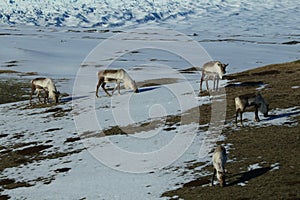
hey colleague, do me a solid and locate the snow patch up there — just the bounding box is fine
[248,163,261,171]
[270,163,280,171]
[237,182,247,187]
[231,106,300,128]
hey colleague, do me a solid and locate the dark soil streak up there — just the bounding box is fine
[16,145,53,155]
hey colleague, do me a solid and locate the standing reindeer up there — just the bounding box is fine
[29,77,60,104]
[200,61,228,93]
[211,145,227,187]
[96,69,139,98]
[235,93,269,126]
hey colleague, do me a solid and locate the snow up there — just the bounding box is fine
[237,182,247,187]
[1,0,299,35]
[248,163,261,171]
[0,0,299,199]
[231,107,300,128]
[1,94,299,199]
[0,97,212,199]
[270,163,280,171]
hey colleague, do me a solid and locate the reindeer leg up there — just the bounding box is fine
[41,89,45,104]
[102,82,112,97]
[216,78,219,91]
[235,110,239,125]
[29,85,36,105]
[240,112,244,127]
[37,90,42,103]
[117,81,121,95]
[44,90,49,104]
[111,84,116,95]
[213,77,216,91]
[254,106,260,122]
[200,75,204,93]
[206,79,209,92]
[96,78,103,98]
[211,168,216,186]
[111,81,120,96]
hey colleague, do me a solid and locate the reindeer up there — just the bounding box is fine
[200,61,228,93]
[29,77,60,104]
[96,69,139,98]
[235,93,269,126]
[211,145,227,187]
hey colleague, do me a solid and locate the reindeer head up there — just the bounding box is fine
[262,103,269,117]
[218,62,228,77]
[53,91,60,103]
[257,93,269,117]
[132,81,139,93]
[216,62,229,79]
[217,171,226,187]
[265,104,269,117]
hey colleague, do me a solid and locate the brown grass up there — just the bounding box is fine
[0,78,31,104]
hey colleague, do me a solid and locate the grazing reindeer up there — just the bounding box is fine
[96,69,139,98]
[211,145,227,187]
[200,61,228,93]
[30,77,60,104]
[235,93,269,126]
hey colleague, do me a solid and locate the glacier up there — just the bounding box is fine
[0,0,299,32]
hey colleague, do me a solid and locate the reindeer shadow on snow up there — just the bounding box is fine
[261,110,300,123]
[234,92,300,127]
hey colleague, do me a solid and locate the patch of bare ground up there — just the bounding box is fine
[0,78,31,104]
[0,140,83,193]
[162,60,300,199]
[0,76,68,105]
[0,69,38,76]
[137,78,180,88]
[179,66,200,73]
